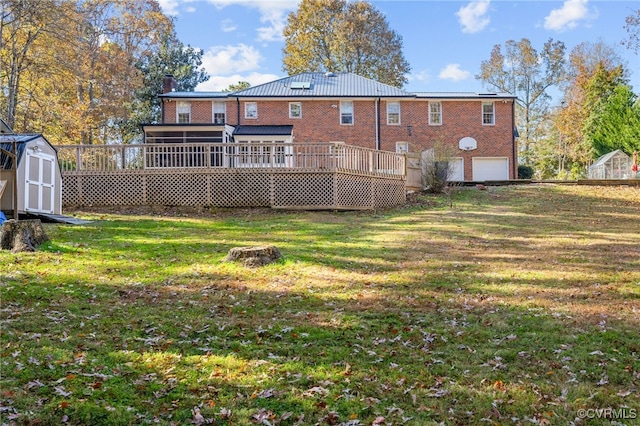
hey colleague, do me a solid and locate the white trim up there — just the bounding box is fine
[289,102,302,119]
[449,157,464,181]
[482,101,495,125]
[213,101,226,124]
[24,150,56,214]
[472,157,509,181]
[395,141,409,153]
[387,101,400,125]
[176,101,191,124]
[245,102,258,119]
[340,100,354,125]
[429,101,442,126]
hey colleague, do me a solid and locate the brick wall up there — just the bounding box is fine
[162,100,214,123]
[162,97,516,179]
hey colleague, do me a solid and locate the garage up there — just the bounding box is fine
[449,157,464,181]
[472,157,509,181]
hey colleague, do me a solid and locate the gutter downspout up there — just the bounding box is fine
[236,98,240,125]
[375,98,380,151]
[512,99,517,179]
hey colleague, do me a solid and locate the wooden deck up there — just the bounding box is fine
[55,142,407,210]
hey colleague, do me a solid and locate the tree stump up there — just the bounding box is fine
[0,219,50,253]
[224,245,282,267]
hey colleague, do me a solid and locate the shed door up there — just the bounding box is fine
[472,157,509,181]
[25,150,55,213]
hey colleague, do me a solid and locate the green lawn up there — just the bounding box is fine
[1,184,638,425]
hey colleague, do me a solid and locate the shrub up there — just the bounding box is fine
[421,142,459,193]
[518,165,534,179]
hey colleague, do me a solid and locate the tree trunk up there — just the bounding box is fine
[224,246,282,267]
[0,219,50,253]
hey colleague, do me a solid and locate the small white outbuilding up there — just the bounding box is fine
[587,149,632,179]
[1,133,63,216]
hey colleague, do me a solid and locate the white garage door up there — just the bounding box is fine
[472,157,509,181]
[449,157,464,181]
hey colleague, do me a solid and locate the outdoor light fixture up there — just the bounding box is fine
[407,125,412,136]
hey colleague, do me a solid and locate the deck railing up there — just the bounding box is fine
[55,142,406,178]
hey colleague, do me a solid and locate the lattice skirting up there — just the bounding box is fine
[61,170,406,210]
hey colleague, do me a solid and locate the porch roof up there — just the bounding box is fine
[232,125,293,136]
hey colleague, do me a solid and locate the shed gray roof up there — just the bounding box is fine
[0,134,53,169]
[230,72,414,98]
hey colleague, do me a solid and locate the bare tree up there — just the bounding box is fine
[477,38,566,166]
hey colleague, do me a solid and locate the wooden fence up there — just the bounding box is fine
[55,142,407,210]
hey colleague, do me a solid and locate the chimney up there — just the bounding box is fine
[162,74,177,93]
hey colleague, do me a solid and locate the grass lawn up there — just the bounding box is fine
[1,184,639,426]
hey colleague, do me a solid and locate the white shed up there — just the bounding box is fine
[1,134,63,217]
[588,150,632,179]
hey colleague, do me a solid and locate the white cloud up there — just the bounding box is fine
[201,44,262,75]
[206,0,298,42]
[157,0,181,16]
[221,19,237,33]
[438,64,471,81]
[456,0,491,34]
[407,70,432,84]
[543,0,594,32]
[197,72,282,91]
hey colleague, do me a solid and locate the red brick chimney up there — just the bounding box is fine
[162,74,177,93]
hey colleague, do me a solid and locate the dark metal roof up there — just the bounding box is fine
[230,72,413,98]
[0,118,13,134]
[142,123,226,129]
[232,125,293,136]
[159,91,228,99]
[0,134,42,169]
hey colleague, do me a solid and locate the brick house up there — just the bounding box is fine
[143,72,518,181]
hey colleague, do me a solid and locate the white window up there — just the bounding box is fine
[245,102,257,119]
[482,102,494,125]
[213,102,226,124]
[177,102,191,123]
[396,141,409,153]
[429,102,442,125]
[387,102,400,125]
[289,102,302,118]
[340,101,353,125]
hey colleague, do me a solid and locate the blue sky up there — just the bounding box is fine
[158,0,639,102]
